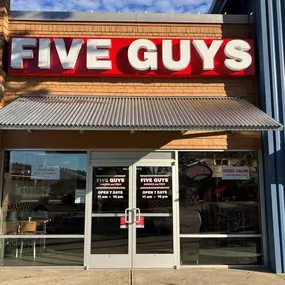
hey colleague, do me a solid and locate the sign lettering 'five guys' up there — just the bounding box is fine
[139,175,170,199]
[9,38,255,77]
[95,175,126,199]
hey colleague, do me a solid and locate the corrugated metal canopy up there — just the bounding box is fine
[0,95,282,131]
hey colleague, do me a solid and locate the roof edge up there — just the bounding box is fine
[9,11,253,24]
[19,94,246,99]
[0,126,281,131]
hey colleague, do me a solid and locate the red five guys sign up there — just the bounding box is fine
[8,38,255,77]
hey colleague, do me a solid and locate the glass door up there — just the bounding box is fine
[88,163,132,268]
[133,164,175,268]
[87,160,175,269]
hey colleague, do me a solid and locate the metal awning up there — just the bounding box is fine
[0,95,282,131]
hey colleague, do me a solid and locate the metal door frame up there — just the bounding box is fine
[84,151,178,269]
[132,160,177,268]
[85,159,134,269]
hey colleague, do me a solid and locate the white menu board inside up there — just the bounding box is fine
[222,166,250,180]
[31,165,60,180]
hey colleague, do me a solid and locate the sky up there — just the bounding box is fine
[11,0,214,14]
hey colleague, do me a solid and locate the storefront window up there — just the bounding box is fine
[1,151,87,235]
[0,151,87,266]
[180,238,262,265]
[1,238,84,266]
[179,151,262,265]
[179,152,260,234]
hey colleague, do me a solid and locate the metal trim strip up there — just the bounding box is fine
[9,11,253,24]
[180,234,262,238]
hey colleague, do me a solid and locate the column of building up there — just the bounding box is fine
[0,0,9,265]
[255,0,285,274]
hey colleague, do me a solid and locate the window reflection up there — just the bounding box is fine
[2,151,87,235]
[91,217,128,254]
[136,217,173,254]
[179,152,260,234]
[2,238,84,266]
[180,238,262,265]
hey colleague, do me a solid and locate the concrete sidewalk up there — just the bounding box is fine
[0,269,284,285]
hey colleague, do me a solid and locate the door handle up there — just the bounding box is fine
[125,208,132,223]
[134,208,141,222]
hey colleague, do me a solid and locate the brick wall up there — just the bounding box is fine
[4,77,257,104]
[8,21,253,38]
[1,19,260,150]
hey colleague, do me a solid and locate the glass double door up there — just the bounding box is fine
[89,161,175,268]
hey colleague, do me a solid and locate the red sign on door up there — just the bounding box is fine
[136,217,145,228]
[120,216,127,229]
[119,216,145,228]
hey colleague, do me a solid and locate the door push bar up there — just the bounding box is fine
[134,208,141,222]
[124,208,132,223]
[124,208,141,223]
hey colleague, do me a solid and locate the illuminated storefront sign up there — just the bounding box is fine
[9,37,255,77]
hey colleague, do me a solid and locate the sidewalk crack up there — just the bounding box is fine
[130,269,133,285]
